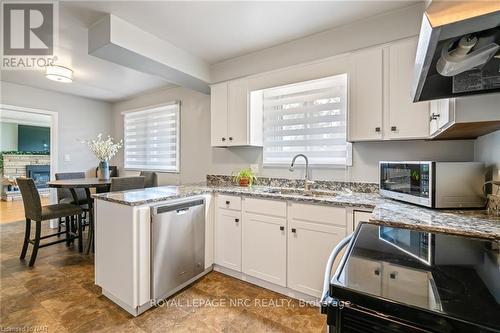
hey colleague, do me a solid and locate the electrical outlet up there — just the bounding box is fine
[250,164,259,174]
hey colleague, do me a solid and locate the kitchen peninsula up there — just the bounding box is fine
[92,182,500,316]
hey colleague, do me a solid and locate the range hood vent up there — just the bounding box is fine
[412,2,500,102]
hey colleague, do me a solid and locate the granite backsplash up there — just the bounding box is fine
[206,175,379,193]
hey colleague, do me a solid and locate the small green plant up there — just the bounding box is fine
[232,168,257,187]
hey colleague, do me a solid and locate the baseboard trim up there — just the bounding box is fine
[213,264,319,305]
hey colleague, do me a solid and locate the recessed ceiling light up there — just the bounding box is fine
[45,65,73,83]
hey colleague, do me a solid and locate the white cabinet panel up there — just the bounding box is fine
[429,99,454,136]
[287,219,347,298]
[215,208,242,271]
[217,194,242,211]
[242,212,287,286]
[228,79,249,146]
[348,47,384,141]
[387,38,430,139]
[210,82,229,146]
[288,202,346,227]
[244,198,286,218]
[353,211,372,231]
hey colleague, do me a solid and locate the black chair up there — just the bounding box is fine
[17,178,83,266]
[95,166,118,193]
[55,172,90,233]
[140,171,158,188]
[110,177,145,192]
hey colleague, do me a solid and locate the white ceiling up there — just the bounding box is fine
[1,1,418,102]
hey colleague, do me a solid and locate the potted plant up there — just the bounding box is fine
[233,168,257,187]
[82,134,123,180]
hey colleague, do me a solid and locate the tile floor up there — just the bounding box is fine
[0,221,326,332]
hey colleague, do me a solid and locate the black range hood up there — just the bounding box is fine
[412,2,500,102]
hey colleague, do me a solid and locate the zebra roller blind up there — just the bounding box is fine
[123,102,180,172]
[262,74,348,166]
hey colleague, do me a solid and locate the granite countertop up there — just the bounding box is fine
[92,184,500,241]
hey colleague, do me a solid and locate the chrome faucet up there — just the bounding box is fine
[289,154,315,192]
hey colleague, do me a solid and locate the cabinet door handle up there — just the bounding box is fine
[225,201,230,205]
[280,226,284,231]
[221,137,226,141]
[229,137,233,141]
[390,272,397,279]
[374,269,380,276]
[375,127,381,133]
[391,126,397,132]
[430,113,440,121]
[291,228,296,233]
[235,218,239,223]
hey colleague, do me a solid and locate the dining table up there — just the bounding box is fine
[47,178,111,254]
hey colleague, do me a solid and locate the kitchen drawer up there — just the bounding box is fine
[243,197,287,218]
[217,195,241,211]
[288,202,346,227]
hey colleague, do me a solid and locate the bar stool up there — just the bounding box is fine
[17,178,83,266]
[139,171,158,188]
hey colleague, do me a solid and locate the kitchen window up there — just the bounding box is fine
[123,102,180,172]
[261,74,350,166]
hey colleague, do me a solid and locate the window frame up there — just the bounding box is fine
[122,101,181,173]
[258,75,351,169]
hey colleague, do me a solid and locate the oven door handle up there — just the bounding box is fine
[320,234,353,313]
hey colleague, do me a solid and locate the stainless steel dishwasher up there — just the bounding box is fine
[151,197,205,302]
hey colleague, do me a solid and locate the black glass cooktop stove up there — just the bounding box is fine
[325,223,500,333]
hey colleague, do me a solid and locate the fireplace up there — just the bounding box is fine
[26,165,50,188]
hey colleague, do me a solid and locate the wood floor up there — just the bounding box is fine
[0,220,326,333]
[0,198,50,224]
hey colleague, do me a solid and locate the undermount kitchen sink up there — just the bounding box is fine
[264,188,336,198]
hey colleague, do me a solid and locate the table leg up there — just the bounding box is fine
[84,188,94,254]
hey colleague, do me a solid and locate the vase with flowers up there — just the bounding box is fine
[82,134,123,180]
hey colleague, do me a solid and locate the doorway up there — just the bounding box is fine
[0,105,58,224]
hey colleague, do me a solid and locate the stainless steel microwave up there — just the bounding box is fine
[379,161,485,208]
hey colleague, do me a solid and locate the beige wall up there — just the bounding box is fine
[475,130,500,193]
[111,86,211,184]
[0,122,18,151]
[0,82,114,176]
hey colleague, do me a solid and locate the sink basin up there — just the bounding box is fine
[263,188,336,198]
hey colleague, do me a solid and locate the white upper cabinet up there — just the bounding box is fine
[386,38,430,139]
[210,82,229,146]
[348,38,431,141]
[210,79,262,147]
[429,99,454,136]
[348,47,384,141]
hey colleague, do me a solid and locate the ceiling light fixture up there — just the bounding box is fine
[45,65,73,83]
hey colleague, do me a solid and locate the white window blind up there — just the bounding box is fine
[123,102,180,172]
[262,74,348,166]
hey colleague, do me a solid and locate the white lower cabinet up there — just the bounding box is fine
[242,211,287,286]
[215,196,349,298]
[215,208,242,271]
[287,203,347,298]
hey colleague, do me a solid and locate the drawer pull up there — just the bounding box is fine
[229,137,233,141]
[375,127,381,132]
[390,272,397,279]
[374,269,380,276]
[280,226,284,231]
[235,218,239,223]
[222,137,226,141]
[225,201,230,205]
[291,228,297,233]
[391,126,397,132]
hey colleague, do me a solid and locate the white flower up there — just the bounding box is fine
[82,134,123,162]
